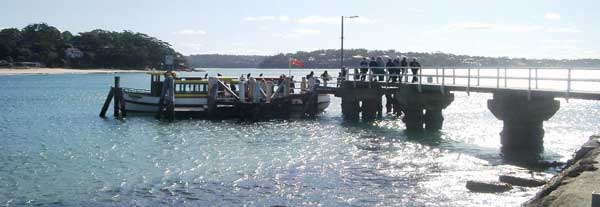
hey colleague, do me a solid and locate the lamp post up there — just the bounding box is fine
[341,15,359,70]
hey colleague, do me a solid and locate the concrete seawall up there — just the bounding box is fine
[524,135,600,207]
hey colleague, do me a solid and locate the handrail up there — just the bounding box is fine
[323,67,600,99]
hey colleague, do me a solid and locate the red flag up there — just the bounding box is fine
[290,58,304,67]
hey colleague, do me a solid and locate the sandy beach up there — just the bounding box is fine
[0,68,148,76]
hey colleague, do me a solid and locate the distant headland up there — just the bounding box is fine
[188,50,600,69]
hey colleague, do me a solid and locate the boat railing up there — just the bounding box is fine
[122,87,151,94]
[148,75,325,103]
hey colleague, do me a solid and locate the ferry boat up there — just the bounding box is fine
[120,72,331,117]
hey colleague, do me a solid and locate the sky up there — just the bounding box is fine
[1,0,599,59]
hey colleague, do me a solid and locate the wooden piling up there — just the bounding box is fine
[266,81,273,103]
[157,80,167,118]
[283,78,290,96]
[341,97,360,122]
[248,78,256,102]
[252,79,261,103]
[157,76,175,120]
[239,80,246,103]
[207,77,218,118]
[118,88,126,117]
[99,87,114,118]
[308,77,316,91]
[114,76,120,117]
[361,100,378,122]
[301,77,307,93]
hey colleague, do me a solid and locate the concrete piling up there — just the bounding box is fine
[341,98,360,122]
[394,85,454,131]
[361,99,378,122]
[488,92,560,149]
[336,81,384,122]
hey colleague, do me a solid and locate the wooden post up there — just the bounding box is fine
[504,67,507,88]
[417,68,422,93]
[477,68,480,86]
[253,79,261,103]
[535,68,539,89]
[441,68,445,95]
[283,78,290,96]
[467,68,471,96]
[157,79,166,118]
[113,76,120,118]
[452,68,455,85]
[248,78,256,102]
[99,87,114,118]
[496,67,500,88]
[119,88,126,117]
[157,76,175,120]
[239,80,246,103]
[266,81,273,103]
[435,68,439,84]
[166,77,175,120]
[207,77,218,118]
[567,68,571,101]
[301,77,307,93]
[528,68,532,101]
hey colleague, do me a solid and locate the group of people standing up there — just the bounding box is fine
[357,56,421,83]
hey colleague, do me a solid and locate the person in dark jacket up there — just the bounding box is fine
[400,57,408,83]
[320,70,332,86]
[391,57,401,83]
[376,57,385,81]
[368,57,378,81]
[359,58,368,81]
[386,59,396,82]
[410,58,421,83]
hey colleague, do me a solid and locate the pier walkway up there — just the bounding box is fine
[314,67,600,150]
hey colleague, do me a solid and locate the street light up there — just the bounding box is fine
[341,15,359,71]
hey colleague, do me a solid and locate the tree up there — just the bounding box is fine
[20,23,65,66]
[0,23,187,69]
[0,28,22,62]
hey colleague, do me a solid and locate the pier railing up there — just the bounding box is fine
[321,67,600,100]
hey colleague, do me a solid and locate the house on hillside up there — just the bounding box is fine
[65,47,84,59]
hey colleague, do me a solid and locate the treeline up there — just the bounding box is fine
[186,54,266,68]
[256,49,600,68]
[0,23,185,69]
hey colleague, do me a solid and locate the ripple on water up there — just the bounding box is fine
[0,72,598,206]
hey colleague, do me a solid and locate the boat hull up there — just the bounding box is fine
[123,92,208,113]
[122,91,331,114]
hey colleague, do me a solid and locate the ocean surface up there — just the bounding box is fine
[1,68,599,206]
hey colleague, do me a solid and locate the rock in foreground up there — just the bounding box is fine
[466,181,512,193]
[499,175,546,187]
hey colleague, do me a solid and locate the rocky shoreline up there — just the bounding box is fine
[524,134,600,207]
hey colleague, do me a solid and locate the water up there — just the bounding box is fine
[0,69,599,206]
